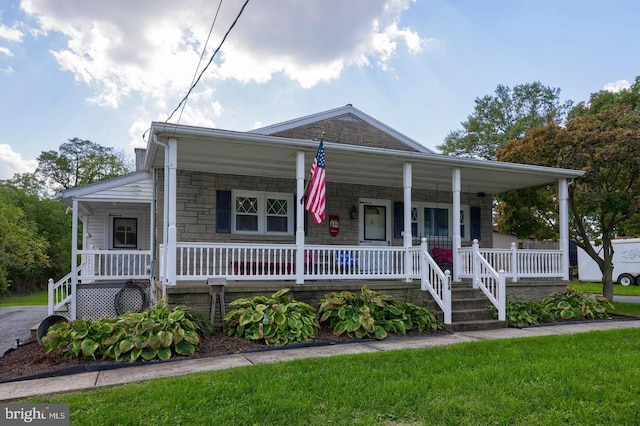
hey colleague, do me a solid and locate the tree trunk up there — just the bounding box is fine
[601,236,615,301]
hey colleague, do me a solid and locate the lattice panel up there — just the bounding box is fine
[76,282,152,320]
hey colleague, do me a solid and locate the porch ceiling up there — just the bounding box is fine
[149,123,584,195]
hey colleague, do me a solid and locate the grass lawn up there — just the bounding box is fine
[0,290,47,307]
[569,280,640,296]
[24,328,640,425]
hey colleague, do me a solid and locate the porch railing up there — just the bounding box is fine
[48,270,75,317]
[466,240,506,321]
[458,241,563,282]
[77,249,152,280]
[166,243,411,281]
[412,239,452,324]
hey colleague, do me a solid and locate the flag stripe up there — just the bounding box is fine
[305,139,326,224]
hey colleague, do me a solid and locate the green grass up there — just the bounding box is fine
[0,290,47,307]
[24,328,640,425]
[570,280,640,296]
[611,301,640,317]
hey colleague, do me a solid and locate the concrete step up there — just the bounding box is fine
[448,319,508,332]
[452,297,490,310]
[451,308,495,322]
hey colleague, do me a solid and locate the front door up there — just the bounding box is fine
[358,199,391,272]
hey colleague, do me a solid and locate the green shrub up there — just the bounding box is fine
[317,286,443,340]
[42,301,202,362]
[496,299,555,327]
[542,287,613,320]
[223,288,319,345]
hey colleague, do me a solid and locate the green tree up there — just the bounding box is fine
[0,178,72,294]
[437,82,573,160]
[497,104,640,300]
[37,138,132,193]
[0,194,50,297]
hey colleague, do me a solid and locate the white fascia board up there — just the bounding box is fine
[150,122,584,179]
[56,171,151,200]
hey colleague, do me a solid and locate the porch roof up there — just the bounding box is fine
[147,122,584,195]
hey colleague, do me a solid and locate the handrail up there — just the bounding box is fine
[48,267,78,317]
[469,240,506,321]
[415,238,452,324]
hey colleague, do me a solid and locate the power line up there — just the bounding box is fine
[174,0,224,126]
[165,0,251,123]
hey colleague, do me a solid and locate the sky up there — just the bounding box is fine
[1,0,639,180]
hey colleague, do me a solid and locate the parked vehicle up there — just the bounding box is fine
[577,238,640,285]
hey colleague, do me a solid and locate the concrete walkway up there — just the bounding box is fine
[2,319,640,402]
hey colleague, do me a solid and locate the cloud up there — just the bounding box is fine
[604,79,631,93]
[0,46,13,57]
[0,144,38,180]
[20,0,430,105]
[0,23,24,42]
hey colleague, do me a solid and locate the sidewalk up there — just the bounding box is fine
[2,319,640,402]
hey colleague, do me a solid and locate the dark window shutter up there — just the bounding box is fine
[470,207,481,241]
[216,190,232,233]
[393,202,403,239]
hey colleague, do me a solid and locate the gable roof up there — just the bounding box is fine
[249,104,435,154]
[56,171,153,207]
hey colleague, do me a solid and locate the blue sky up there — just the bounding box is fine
[1,0,639,179]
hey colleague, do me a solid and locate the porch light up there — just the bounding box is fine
[350,206,358,220]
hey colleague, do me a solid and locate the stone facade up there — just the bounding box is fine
[270,115,421,152]
[155,169,494,247]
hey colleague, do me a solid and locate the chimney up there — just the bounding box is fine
[134,148,147,171]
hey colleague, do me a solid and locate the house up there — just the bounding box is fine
[52,105,584,329]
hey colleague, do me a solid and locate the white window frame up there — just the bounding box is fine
[231,190,294,236]
[412,203,471,241]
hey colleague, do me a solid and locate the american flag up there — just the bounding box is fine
[305,139,326,224]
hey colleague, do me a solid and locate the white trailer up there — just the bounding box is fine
[577,238,640,285]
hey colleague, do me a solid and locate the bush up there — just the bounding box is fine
[317,286,443,340]
[223,288,319,345]
[496,299,556,327]
[542,287,613,320]
[42,301,203,362]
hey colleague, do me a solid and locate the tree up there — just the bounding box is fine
[0,178,72,295]
[0,193,50,298]
[437,82,573,160]
[497,104,640,300]
[36,138,133,193]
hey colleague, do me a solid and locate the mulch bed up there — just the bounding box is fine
[1,316,636,384]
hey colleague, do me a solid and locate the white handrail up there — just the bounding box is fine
[470,240,506,321]
[414,238,452,324]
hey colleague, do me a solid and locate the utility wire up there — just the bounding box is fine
[174,0,224,126]
[165,0,251,123]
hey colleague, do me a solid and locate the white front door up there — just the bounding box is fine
[358,199,391,272]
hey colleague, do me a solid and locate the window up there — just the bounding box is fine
[412,203,470,240]
[113,218,137,249]
[232,191,293,235]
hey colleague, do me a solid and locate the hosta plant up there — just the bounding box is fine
[42,301,203,362]
[542,287,613,320]
[495,298,556,327]
[223,288,319,345]
[317,286,443,340]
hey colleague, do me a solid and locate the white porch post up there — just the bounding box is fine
[166,138,178,287]
[70,198,78,320]
[296,151,305,284]
[558,178,570,281]
[403,162,413,281]
[452,168,461,282]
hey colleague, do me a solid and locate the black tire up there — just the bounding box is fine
[617,273,635,286]
[37,315,68,345]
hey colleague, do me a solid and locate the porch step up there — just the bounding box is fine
[449,319,508,332]
[426,283,508,332]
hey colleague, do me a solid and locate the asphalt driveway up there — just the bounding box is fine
[0,306,47,357]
